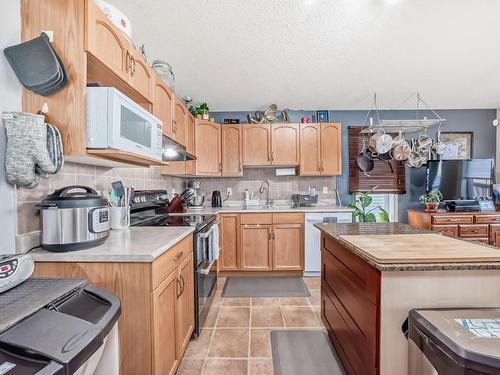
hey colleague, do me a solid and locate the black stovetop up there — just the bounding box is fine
[130,211,215,230]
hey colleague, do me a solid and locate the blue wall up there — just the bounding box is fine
[212,109,497,222]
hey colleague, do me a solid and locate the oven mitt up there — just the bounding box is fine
[2,112,57,188]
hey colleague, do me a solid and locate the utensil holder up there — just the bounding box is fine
[110,206,130,230]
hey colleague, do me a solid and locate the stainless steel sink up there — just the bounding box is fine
[241,205,291,210]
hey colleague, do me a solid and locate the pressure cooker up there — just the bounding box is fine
[39,185,110,252]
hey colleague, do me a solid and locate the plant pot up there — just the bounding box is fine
[425,202,439,212]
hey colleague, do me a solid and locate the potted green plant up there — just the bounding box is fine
[347,188,390,223]
[419,190,443,212]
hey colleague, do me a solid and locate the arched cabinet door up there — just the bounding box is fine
[300,124,321,176]
[222,125,243,176]
[243,124,271,165]
[271,123,300,165]
[321,123,342,176]
[194,120,221,176]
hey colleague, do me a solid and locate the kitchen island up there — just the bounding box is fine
[316,223,500,375]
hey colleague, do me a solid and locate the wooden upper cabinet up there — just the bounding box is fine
[240,224,273,271]
[172,97,187,146]
[153,78,174,138]
[129,52,153,101]
[152,270,179,375]
[194,121,221,176]
[85,0,127,80]
[321,123,342,175]
[185,114,196,175]
[272,224,303,271]
[221,125,243,176]
[243,124,271,165]
[271,123,300,165]
[176,254,194,358]
[299,124,321,175]
[220,214,240,271]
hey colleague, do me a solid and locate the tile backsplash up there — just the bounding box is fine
[16,162,185,235]
[192,168,337,204]
[16,163,337,235]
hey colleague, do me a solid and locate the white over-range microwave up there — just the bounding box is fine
[87,87,163,160]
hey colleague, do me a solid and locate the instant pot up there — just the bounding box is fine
[39,185,110,252]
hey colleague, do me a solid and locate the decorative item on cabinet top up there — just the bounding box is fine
[247,104,290,124]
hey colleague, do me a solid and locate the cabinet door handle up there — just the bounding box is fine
[268,229,272,240]
[267,152,271,161]
[239,163,242,172]
[219,162,222,172]
[125,51,130,73]
[180,275,185,296]
[177,276,182,297]
[272,230,276,240]
[271,152,275,161]
[173,251,184,261]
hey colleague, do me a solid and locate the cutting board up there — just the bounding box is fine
[338,234,500,264]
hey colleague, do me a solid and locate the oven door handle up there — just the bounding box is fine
[199,221,220,239]
[200,259,216,275]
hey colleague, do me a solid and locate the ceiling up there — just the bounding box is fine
[111,0,500,111]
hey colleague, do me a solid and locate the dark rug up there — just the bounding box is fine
[271,330,346,375]
[221,276,311,298]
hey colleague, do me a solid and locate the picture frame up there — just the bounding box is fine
[315,110,329,123]
[440,131,473,160]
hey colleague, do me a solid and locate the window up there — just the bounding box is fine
[355,193,399,222]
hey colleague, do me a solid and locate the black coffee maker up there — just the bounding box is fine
[211,191,222,207]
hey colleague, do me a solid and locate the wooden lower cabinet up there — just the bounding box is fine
[273,224,303,270]
[240,224,273,270]
[152,270,178,375]
[408,210,500,247]
[220,213,304,274]
[176,254,195,356]
[33,235,194,375]
[219,214,240,270]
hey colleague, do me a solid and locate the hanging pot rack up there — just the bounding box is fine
[359,92,446,134]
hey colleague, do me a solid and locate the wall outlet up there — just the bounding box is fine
[172,188,176,195]
[226,187,232,196]
[322,186,328,194]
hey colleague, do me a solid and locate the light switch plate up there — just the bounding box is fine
[322,186,328,194]
[42,30,54,42]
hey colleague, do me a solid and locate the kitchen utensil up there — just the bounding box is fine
[111,180,125,199]
[39,185,110,251]
[4,33,68,96]
[407,139,424,168]
[264,104,278,123]
[357,140,375,173]
[391,140,411,161]
[368,130,393,154]
[211,191,222,207]
[416,128,433,152]
[378,151,392,161]
[432,126,446,155]
[167,194,185,213]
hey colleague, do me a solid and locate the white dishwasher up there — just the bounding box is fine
[304,212,352,277]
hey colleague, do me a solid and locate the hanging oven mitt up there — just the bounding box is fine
[2,112,57,188]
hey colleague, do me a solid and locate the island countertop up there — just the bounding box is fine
[315,222,500,271]
[28,227,195,263]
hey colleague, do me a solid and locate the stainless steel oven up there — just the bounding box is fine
[193,219,219,337]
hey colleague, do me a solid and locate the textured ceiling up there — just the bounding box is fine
[111,0,500,111]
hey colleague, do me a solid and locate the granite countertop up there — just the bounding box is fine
[29,227,196,263]
[315,223,500,271]
[183,205,352,215]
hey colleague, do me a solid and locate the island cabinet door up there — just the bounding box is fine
[242,124,271,165]
[299,124,321,176]
[271,123,300,165]
[152,270,178,375]
[176,253,195,357]
[272,224,303,270]
[490,224,500,246]
[220,214,240,270]
[240,224,273,270]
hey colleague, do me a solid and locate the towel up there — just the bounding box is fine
[208,223,220,262]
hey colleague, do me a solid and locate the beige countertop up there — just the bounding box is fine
[315,223,500,271]
[29,227,195,263]
[183,204,352,215]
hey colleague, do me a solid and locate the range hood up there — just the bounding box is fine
[162,136,196,161]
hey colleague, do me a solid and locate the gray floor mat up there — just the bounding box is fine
[222,277,311,298]
[271,330,346,375]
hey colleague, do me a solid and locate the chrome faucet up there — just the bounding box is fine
[259,179,273,207]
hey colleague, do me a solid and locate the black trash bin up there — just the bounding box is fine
[408,307,500,375]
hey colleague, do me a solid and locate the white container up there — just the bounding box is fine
[110,207,130,230]
[95,0,132,40]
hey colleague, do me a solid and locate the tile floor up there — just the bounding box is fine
[176,277,323,375]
